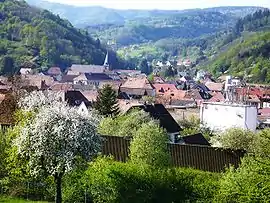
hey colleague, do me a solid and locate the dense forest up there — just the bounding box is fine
[0,0,127,75]
[204,9,270,83]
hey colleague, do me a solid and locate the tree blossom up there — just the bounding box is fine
[18,90,64,111]
[15,102,102,203]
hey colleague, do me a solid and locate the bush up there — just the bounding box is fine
[98,109,152,137]
[129,121,170,168]
[215,156,270,203]
[210,128,255,151]
[178,116,213,141]
[84,156,220,203]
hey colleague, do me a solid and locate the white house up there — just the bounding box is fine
[200,102,258,132]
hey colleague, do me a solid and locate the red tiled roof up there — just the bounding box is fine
[50,83,73,91]
[208,92,225,102]
[259,108,270,116]
[153,84,177,95]
[121,77,154,90]
[205,82,224,92]
[47,67,62,75]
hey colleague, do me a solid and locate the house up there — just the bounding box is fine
[156,61,164,67]
[65,90,91,115]
[67,64,106,75]
[60,75,78,84]
[127,104,182,143]
[177,133,211,146]
[73,73,113,86]
[153,84,178,96]
[208,92,225,103]
[47,67,62,76]
[183,59,192,67]
[179,76,193,83]
[120,77,155,98]
[205,82,224,93]
[80,90,99,103]
[200,102,258,132]
[153,76,165,84]
[49,83,73,92]
[20,68,33,75]
[114,69,142,77]
[21,75,55,90]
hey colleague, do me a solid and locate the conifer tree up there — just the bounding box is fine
[95,84,119,117]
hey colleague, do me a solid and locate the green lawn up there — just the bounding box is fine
[0,197,47,203]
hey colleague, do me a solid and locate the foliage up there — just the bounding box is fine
[15,91,102,202]
[0,0,125,75]
[213,128,270,202]
[94,84,119,117]
[0,196,47,203]
[1,111,54,200]
[139,58,152,75]
[252,128,270,158]
[129,121,170,168]
[178,116,214,141]
[206,30,270,83]
[98,109,152,137]
[83,156,220,203]
[215,156,270,203]
[210,128,255,151]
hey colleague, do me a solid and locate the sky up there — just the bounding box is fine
[47,0,270,10]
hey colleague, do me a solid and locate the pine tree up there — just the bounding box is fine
[94,84,119,117]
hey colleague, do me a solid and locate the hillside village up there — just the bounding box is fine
[1,52,270,132]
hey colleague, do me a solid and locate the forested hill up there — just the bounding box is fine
[0,0,125,75]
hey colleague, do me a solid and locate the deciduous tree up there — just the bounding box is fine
[16,93,102,203]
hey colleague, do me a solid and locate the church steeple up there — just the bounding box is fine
[103,51,109,69]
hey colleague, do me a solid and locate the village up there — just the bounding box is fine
[1,52,270,135]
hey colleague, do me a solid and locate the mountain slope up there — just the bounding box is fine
[26,0,263,27]
[0,0,125,75]
[205,31,270,83]
[203,9,270,83]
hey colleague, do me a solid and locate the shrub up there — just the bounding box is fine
[210,128,255,151]
[129,121,170,168]
[98,109,152,137]
[84,156,220,203]
[215,156,270,203]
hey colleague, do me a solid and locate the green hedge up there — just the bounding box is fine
[65,156,220,203]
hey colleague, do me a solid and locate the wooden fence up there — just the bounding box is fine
[101,135,245,172]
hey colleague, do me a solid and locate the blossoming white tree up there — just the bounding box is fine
[18,90,64,111]
[16,91,102,203]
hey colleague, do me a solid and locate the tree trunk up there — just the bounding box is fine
[55,174,62,203]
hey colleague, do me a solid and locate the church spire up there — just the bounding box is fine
[103,51,109,68]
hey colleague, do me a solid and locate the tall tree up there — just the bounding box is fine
[94,84,119,117]
[16,92,102,203]
[140,59,151,75]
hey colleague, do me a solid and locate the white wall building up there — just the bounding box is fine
[200,102,258,132]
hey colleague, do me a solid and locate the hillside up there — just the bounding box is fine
[205,31,270,83]
[204,9,270,83]
[0,0,126,75]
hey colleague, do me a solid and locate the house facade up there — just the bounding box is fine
[200,102,258,132]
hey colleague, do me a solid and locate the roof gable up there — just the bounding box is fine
[127,104,182,133]
[181,133,210,146]
[65,90,90,107]
[70,64,106,74]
